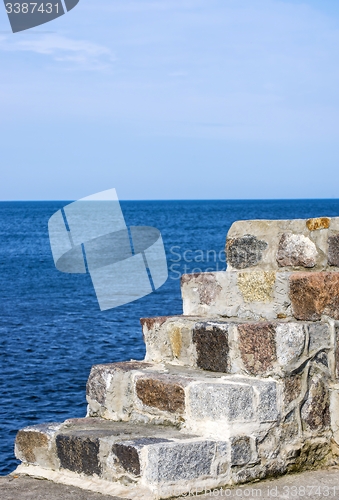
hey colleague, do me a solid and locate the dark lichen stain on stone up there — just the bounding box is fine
[328,234,339,267]
[226,234,268,269]
[135,377,186,413]
[192,323,229,373]
[56,434,101,476]
[238,322,277,375]
[16,431,48,463]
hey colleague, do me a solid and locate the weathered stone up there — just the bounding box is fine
[15,423,61,469]
[135,376,186,413]
[230,436,253,466]
[308,323,331,353]
[284,375,302,406]
[287,438,331,472]
[237,271,276,303]
[233,376,279,422]
[301,374,330,431]
[276,233,317,268]
[86,361,149,407]
[56,434,101,476]
[181,272,221,305]
[187,382,254,421]
[146,440,215,482]
[140,316,169,331]
[16,430,48,463]
[306,217,330,231]
[226,235,268,269]
[169,326,182,358]
[255,380,279,422]
[328,234,339,267]
[314,351,329,368]
[336,327,339,379]
[86,361,153,421]
[275,323,305,366]
[192,322,229,373]
[214,441,229,474]
[238,323,277,375]
[112,438,171,476]
[289,272,339,321]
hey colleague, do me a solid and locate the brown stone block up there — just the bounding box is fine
[238,323,277,375]
[135,376,186,413]
[192,322,229,373]
[289,272,339,321]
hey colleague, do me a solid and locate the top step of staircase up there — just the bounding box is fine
[180,217,339,320]
[226,217,339,272]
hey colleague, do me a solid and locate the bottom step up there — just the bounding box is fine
[15,418,258,498]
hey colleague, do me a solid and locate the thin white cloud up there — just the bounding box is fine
[0,34,115,70]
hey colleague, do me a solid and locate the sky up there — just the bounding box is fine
[1,0,339,200]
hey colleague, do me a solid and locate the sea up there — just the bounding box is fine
[2,199,339,475]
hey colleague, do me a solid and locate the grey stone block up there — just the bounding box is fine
[226,235,268,269]
[275,323,305,366]
[255,380,279,422]
[230,436,253,466]
[146,440,216,482]
[234,377,279,422]
[188,382,254,421]
[308,323,331,353]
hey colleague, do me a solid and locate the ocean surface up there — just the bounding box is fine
[2,199,339,475]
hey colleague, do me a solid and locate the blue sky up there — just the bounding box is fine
[1,0,339,200]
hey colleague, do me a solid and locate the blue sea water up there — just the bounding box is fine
[2,199,339,476]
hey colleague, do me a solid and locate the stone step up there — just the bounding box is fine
[140,316,332,377]
[86,361,280,437]
[15,417,258,499]
[225,217,339,273]
[180,217,339,322]
[180,270,339,321]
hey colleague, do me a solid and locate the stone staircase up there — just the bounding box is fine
[14,217,339,498]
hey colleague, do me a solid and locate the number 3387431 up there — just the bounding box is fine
[5,3,60,14]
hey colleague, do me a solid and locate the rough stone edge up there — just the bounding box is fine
[13,464,150,500]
